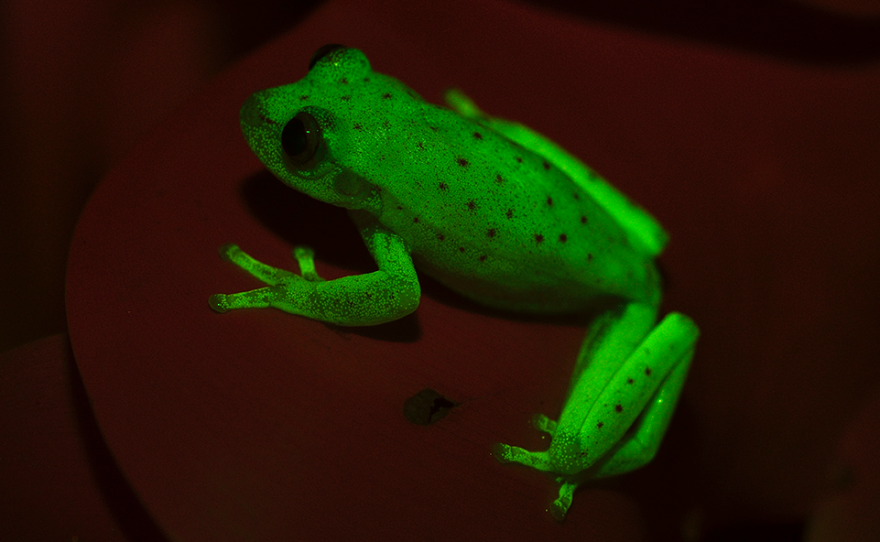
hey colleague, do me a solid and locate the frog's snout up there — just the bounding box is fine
[239,95,264,128]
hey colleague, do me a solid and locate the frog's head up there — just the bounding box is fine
[240,45,404,213]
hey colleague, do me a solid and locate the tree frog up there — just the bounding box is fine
[210,44,699,520]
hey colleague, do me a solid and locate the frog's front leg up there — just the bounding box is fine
[209,225,420,326]
[494,303,698,520]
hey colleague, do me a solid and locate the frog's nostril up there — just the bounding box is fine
[239,95,264,128]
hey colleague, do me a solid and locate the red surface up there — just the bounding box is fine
[0,335,166,541]
[64,0,880,540]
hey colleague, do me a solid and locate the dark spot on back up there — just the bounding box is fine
[534,234,544,244]
[627,378,634,384]
[413,217,419,223]
[547,197,553,206]
[487,228,496,237]
[340,95,351,102]
[353,123,363,130]
[458,246,466,253]
[457,157,470,167]
[645,367,652,376]
[515,157,523,163]
[467,200,476,211]
[438,182,448,191]
[597,422,604,429]
[299,95,309,101]
[340,77,348,84]
[543,160,550,170]
[382,92,392,99]
[495,174,505,184]
[615,404,623,413]
[573,192,580,200]
[437,233,445,241]
[473,132,483,139]
[558,233,567,243]
[479,254,487,262]
[588,253,593,261]
[580,216,588,224]
[506,209,513,219]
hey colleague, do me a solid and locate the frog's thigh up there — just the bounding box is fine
[589,312,698,477]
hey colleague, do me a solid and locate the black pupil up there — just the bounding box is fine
[281,117,308,157]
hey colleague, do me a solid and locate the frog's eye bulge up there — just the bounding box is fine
[308,43,347,70]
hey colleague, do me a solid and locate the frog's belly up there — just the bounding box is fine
[412,250,660,315]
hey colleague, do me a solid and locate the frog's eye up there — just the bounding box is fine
[309,44,347,71]
[281,111,323,169]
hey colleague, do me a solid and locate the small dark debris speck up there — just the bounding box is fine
[403,388,458,426]
[615,404,623,413]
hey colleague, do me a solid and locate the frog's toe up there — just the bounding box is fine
[532,413,557,436]
[548,480,577,521]
[208,294,228,313]
[492,442,515,464]
[218,243,239,262]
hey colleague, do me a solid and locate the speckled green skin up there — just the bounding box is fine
[210,46,699,520]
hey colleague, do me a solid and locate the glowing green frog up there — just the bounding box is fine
[210,45,699,520]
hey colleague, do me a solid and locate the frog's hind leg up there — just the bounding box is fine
[551,312,698,519]
[593,331,696,478]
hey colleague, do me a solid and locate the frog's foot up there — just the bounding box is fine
[492,443,577,521]
[549,479,578,521]
[209,244,325,313]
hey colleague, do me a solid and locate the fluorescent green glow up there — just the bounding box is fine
[211,45,699,519]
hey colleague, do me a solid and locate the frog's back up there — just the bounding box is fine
[367,103,661,314]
